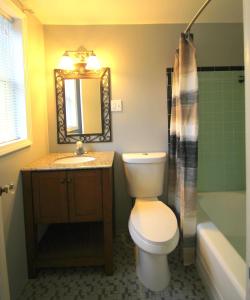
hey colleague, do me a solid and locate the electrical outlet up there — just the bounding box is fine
[111,99,122,112]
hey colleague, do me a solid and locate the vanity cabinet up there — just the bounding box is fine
[68,170,103,222]
[32,170,103,223]
[22,166,113,278]
[32,171,68,223]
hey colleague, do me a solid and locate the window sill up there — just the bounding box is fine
[0,139,32,157]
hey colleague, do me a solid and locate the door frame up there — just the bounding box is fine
[243,0,250,299]
[0,199,10,300]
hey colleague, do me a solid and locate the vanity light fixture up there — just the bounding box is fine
[59,46,101,71]
[85,51,101,70]
[59,52,74,70]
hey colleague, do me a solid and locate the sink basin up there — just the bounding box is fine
[54,156,96,165]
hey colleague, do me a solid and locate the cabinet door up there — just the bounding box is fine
[32,171,68,223]
[68,170,103,222]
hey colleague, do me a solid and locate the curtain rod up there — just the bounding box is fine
[184,0,212,34]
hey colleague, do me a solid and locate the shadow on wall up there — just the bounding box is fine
[160,158,169,205]
[113,153,131,233]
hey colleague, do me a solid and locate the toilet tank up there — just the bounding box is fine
[122,152,166,198]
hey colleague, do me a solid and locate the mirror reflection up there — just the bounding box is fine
[64,78,102,135]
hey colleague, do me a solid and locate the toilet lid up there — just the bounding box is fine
[130,199,178,244]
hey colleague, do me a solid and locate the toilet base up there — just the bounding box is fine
[135,246,170,292]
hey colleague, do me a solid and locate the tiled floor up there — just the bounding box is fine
[19,234,208,300]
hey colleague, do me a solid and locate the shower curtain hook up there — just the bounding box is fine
[184,31,193,41]
[185,31,190,39]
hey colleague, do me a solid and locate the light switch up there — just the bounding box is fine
[111,99,122,112]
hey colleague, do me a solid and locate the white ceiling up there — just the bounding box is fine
[20,0,243,25]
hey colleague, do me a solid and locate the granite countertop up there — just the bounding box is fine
[22,152,115,171]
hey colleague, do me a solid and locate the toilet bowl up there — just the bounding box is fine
[122,152,179,291]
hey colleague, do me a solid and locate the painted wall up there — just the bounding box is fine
[0,13,48,299]
[44,23,244,232]
[243,0,250,298]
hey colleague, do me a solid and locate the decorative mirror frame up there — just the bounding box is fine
[54,67,112,144]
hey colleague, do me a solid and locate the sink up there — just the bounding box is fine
[54,156,96,165]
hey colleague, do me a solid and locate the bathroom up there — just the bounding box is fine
[0,0,249,299]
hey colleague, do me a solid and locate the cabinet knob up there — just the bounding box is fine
[67,178,73,183]
[60,178,66,184]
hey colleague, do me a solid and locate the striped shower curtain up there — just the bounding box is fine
[168,33,198,265]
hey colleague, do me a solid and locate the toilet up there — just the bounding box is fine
[122,152,179,291]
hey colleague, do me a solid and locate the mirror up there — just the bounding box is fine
[55,68,112,143]
[64,78,102,135]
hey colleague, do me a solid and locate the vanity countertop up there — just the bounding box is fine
[22,152,115,171]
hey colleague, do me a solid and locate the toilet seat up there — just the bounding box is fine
[129,198,179,254]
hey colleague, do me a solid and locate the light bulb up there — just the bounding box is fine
[85,54,101,71]
[59,54,74,70]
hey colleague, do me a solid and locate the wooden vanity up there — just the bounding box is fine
[22,152,114,278]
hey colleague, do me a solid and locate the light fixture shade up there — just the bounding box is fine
[59,54,74,70]
[85,54,101,71]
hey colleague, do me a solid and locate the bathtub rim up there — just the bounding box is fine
[196,222,246,300]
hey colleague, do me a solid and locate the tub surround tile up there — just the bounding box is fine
[168,66,245,192]
[22,152,114,171]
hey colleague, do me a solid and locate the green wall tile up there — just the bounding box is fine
[197,69,245,192]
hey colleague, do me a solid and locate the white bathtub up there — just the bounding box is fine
[197,191,246,300]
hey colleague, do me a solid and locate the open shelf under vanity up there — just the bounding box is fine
[36,222,104,269]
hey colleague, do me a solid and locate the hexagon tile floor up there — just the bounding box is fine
[18,234,208,300]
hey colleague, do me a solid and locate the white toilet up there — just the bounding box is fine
[122,152,179,291]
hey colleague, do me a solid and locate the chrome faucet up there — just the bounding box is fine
[75,141,85,156]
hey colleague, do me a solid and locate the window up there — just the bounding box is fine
[0,4,31,156]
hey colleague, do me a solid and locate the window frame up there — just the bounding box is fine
[0,0,32,157]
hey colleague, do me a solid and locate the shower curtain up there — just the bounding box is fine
[168,33,198,265]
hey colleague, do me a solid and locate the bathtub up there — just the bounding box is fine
[197,191,246,300]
